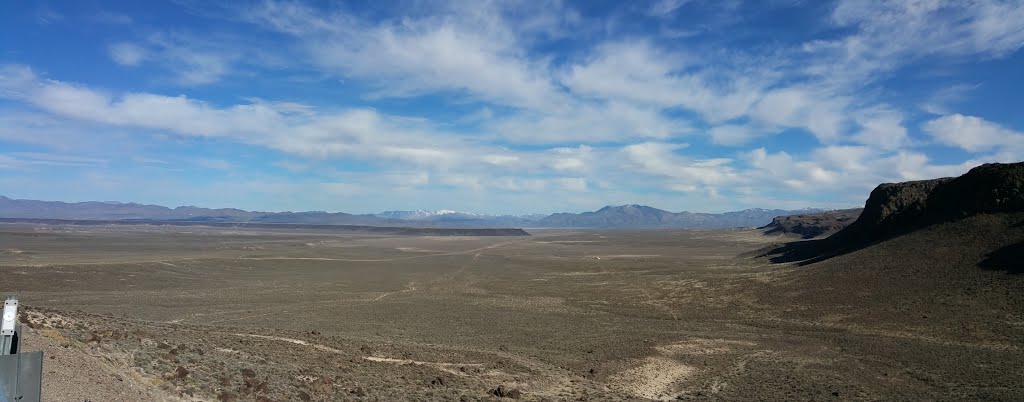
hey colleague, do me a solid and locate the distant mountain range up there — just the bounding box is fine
[537,204,828,228]
[0,195,826,229]
[0,195,399,225]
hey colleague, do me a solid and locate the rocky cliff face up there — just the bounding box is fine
[927,162,1024,219]
[838,162,1024,243]
[838,178,952,240]
[757,162,1024,264]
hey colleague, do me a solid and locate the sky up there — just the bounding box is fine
[1,0,1023,215]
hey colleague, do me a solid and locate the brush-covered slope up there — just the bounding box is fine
[746,163,1024,399]
[748,211,1024,399]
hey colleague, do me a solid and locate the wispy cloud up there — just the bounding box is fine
[109,42,146,66]
[805,1,1024,85]
[104,32,270,85]
[648,0,691,17]
[0,152,108,169]
[34,8,64,25]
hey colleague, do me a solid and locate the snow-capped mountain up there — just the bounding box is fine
[374,210,548,227]
[376,209,480,220]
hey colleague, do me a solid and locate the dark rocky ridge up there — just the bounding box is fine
[760,208,863,239]
[759,162,1024,265]
[839,162,1024,242]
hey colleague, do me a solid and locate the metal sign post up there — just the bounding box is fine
[0,296,43,402]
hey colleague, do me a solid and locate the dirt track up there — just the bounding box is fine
[1,222,1022,401]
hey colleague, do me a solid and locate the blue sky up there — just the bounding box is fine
[1,0,1022,214]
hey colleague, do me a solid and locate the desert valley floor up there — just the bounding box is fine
[1,222,1022,401]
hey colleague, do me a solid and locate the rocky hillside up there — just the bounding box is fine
[758,162,1024,264]
[761,209,863,238]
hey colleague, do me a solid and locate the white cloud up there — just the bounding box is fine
[227,0,1024,152]
[479,154,521,167]
[561,40,759,123]
[812,146,874,174]
[922,114,1024,153]
[748,87,848,143]
[0,65,634,196]
[851,108,908,150]
[742,145,990,201]
[709,124,761,146]
[109,43,146,66]
[622,142,738,187]
[0,66,467,170]
[247,0,568,110]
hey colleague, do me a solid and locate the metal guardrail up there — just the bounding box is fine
[0,296,43,402]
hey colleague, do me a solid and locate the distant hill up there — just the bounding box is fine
[0,195,827,229]
[757,162,1024,267]
[0,195,258,221]
[761,208,863,239]
[0,195,402,226]
[538,204,827,228]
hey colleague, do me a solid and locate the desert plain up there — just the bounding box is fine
[1,219,1022,401]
